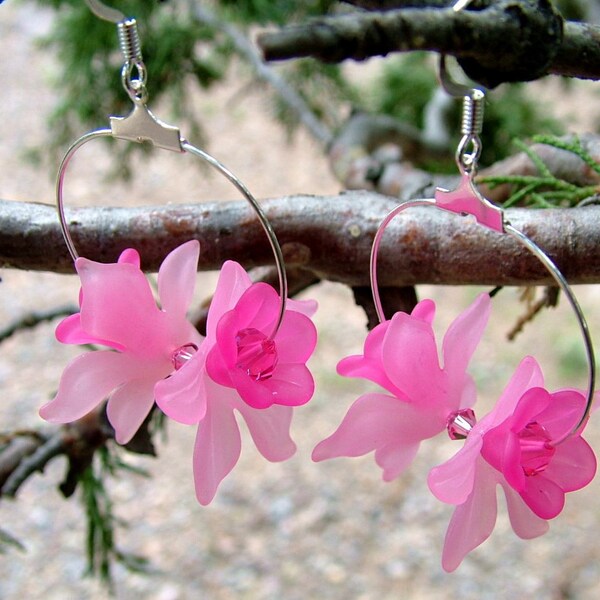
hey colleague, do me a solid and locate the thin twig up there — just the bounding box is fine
[1,432,66,498]
[190,1,333,147]
[258,3,600,85]
[0,306,77,343]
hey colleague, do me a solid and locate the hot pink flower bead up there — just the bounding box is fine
[156,260,318,504]
[428,356,596,572]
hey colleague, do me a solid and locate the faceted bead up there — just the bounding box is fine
[236,327,278,381]
[519,421,555,476]
[447,408,477,440]
[171,343,198,370]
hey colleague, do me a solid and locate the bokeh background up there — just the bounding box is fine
[2,2,600,598]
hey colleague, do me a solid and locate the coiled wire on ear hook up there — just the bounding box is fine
[57,0,288,341]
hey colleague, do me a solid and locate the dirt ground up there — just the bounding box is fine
[3,3,600,599]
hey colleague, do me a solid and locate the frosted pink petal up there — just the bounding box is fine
[261,363,315,407]
[193,382,242,505]
[376,441,420,482]
[106,377,156,444]
[234,399,296,461]
[39,351,137,422]
[313,393,432,479]
[286,297,318,318]
[489,357,545,426]
[520,475,565,519]
[336,320,399,396]
[118,248,141,267]
[537,390,587,439]
[157,240,200,319]
[55,313,125,350]
[206,261,252,340]
[234,283,279,332]
[154,348,209,424]
[428,435,483,504]
[76,258,164,353]
[442,293,490,396]
[482,424,525,491]
[501,483,549,539]
[214,310,241,368]
[273,311,317,364]
[543,436,597,492]
[382,312,445,405]
[229,367,276,408]
[411,298,435,323]
[511,387,551,431]
[441,459,499,572]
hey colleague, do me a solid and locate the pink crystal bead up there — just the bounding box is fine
[447,408,477,440]
[236,327,278,381]
[171,343,198,371]
[519,421,556,476]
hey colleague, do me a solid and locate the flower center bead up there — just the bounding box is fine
[235,328,278,381]
[171,343,198,370]
[519,421,555,476]
[447,408,477,440]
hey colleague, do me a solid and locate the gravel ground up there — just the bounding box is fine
[3,3,600,599]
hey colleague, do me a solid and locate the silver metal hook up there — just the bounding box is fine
[85,0,125,24]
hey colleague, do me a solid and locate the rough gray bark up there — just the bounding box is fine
[2,196,599,285]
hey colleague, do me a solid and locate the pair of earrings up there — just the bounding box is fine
[40,0,597,572]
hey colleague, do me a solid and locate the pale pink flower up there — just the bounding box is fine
[428,356,596,572]
[312,293,490,480]
[40,241,203,444]
[156,260,318,504]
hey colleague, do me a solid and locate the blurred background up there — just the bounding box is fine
[2,1,600,598]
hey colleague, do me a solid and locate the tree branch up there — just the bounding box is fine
[2,197,600,285]
[258,2,600,86]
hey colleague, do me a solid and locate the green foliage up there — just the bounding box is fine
[369,53,438,130]
[480,135,600,208]
[217,0,337,25]
[368,54,564,168]
[80,445,153,588]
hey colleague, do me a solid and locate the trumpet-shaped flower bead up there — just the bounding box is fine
[428,356,597,572]
[40,241,203,443]
[312,293,490,481]
[205,278,318,409]
[155,260,319,505]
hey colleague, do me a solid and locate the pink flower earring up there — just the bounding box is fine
[314,45,596,569]
[40,2,318,505]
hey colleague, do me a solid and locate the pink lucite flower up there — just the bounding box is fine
[428,356,596,572]
[40,241,203,444]
[155,260,318,504]
[205,282,318,409]
[312,293,491,480]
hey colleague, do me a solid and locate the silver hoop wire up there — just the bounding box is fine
[370,199,596,442]
[56,130,288,341]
